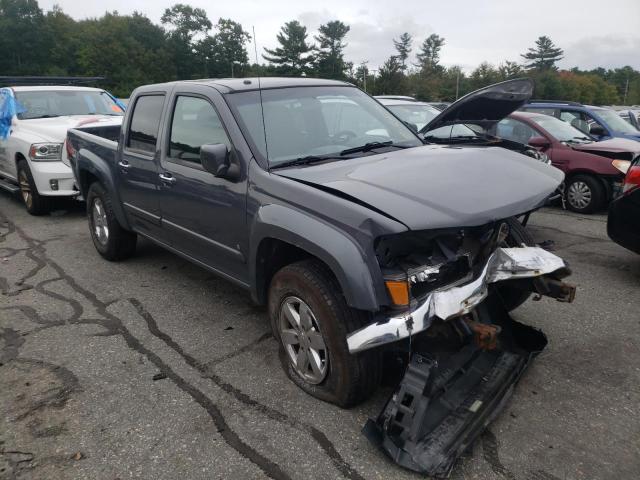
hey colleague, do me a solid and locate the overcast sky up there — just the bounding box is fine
[39,0,640,72]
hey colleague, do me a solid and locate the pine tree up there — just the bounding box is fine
[521,36,564,70]
[314,20,350,79]
[263,20,314,76]
[416,34,445,73]
[393,32,412,71]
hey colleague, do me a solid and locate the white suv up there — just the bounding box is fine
[0,86,124,215]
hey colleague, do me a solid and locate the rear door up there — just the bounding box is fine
[157,87,249,284]
[118,93,167,239]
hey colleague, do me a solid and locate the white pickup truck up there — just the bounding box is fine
[0,86,124,214]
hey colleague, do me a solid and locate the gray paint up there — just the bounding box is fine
[69,79,564,312]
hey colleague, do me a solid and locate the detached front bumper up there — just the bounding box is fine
[364,297,549,477]
[348,246,570,354]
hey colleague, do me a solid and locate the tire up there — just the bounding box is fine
[86,182,137,261]
[268,259,381,408]
[565,174,605,214]
[17,159,52,216]
[496,217,535,312]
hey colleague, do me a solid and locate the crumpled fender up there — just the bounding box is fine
[249,203,381,311]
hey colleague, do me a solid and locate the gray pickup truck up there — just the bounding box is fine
[67,77,575,477]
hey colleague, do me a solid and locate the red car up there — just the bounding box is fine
[493,111,640,213]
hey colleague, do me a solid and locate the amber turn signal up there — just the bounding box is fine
[385,280,410,307]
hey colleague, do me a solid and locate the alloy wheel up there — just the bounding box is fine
[92,198,109,245]
[18,170,32,209]
[278,296,328,384]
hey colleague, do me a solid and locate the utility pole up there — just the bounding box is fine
[361,60,369,92]
[623,77,629,105]
[455,68,460,100]
[370,69,377,92]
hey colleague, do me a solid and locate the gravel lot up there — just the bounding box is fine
[1,192,639,480]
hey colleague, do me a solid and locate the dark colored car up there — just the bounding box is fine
[67,77,574,477]
[493,111,640,213]
[608,156,640,253]
[521,101,640,142]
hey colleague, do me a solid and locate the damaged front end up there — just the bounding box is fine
[350,220,574,477]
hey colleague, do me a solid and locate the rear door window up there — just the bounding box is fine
[126,95,165,154]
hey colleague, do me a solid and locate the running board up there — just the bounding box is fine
[0,178,20,194]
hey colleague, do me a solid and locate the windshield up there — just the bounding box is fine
[226,86,422,165]
[595,108,639,134]
[529,114,592,142]
[386,104,440,130]
[15,90,124,120]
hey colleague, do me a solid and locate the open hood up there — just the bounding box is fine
[275,144,563,231]
[419,78,534,135]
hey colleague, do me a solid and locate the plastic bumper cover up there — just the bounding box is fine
[30,160,78,196]
[347,246,566,354]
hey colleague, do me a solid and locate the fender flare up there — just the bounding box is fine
[249,204,381,311]
[76,154,131,230]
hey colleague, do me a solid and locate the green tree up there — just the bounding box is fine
[521,36,564,70]
[0,0,50,74]
[199,19,251,77]
[498,60,523,80]
[314,20,350,79]
[263,20,315,76]
[393,32,412,71]
[469,62,500,90]
[415,34,445,73]
[77,12,173,96]
[43,5,80,75]
[161,3,212,79]
[376,56,404,94]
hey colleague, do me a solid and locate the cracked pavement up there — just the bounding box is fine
[1,193,639,480]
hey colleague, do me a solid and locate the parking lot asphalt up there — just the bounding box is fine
[1,192,639,480]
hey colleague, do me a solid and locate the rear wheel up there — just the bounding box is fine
[565,174,604,214]
[268,259,381,407]
[17,159,51,216]
[86,182,137,261]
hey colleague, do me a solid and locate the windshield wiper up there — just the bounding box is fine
[270,155,345,169]
[26,114,60,119]
[340,141,409,155]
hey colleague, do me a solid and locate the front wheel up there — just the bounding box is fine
[86,182,137,261]
[268,259,381,408]
[565,174,605,214]
[17,159,51,216]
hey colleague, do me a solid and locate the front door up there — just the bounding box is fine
[158,93,248,284]
[118,94,166,238]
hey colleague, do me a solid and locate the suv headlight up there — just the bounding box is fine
[29,143,62,161]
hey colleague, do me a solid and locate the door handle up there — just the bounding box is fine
[159,172,177,185]
[118,160,131,169]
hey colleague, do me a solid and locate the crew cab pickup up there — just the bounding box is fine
[0,86,123,214]
[67,78,575,477]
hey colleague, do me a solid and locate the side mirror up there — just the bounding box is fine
[528,136,550,148]
[200,143,238,180]
[589,123,607,137]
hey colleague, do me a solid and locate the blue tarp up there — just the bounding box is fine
[0,90,26,140]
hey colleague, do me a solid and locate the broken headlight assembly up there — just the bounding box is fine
[377,222,507,309]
